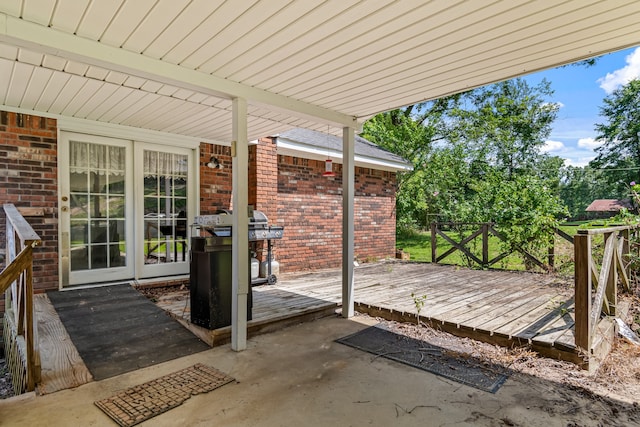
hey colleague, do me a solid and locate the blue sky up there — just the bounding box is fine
[523,45,640,167]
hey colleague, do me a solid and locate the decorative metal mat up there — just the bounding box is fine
[95,364,234,427]
[336,326,510,393]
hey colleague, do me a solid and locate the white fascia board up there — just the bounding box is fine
[0,13,358,129]
[277,138,413,172]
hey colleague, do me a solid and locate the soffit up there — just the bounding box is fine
[1,1,640,142]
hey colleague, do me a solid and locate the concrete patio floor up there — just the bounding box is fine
[0,314,634,427]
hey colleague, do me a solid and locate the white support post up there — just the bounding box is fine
[342,127,355,318]
[231,97,249,351]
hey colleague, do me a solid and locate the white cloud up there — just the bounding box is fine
[540,139,565,153]
[598,47,640,94]
[577,137,604,149]
[551,135,601,167]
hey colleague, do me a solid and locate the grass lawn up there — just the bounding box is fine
[556,220,590,237]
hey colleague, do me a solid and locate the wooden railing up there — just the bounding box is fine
[430,222,571,270]
[573,224,638,354]
[1,204,41,393]
[430,220,638,368]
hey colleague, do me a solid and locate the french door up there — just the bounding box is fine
[59,132,193,287]
[59,133,134,285]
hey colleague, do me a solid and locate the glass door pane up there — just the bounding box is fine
[69,142,127,271]
[142,150,189,265]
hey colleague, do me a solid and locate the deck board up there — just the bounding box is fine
[425,282,525,319]
[277,262,579,361]
[35,294,93,394]
[458,288,556,328]
[480,294,559,334]
[428,286,517,320]
[529,313,576,346]
[159,261,577,360]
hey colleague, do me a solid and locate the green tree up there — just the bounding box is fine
[436,78,563,233]
[592,79,640,184]
[559,165,622,219]
[447,78,559,178]
[363,77,565,237]
[537,155,565,192]
[471,172,567,250]
[423,144,474,223]
[560,166,596,218]
[363,109,432,227]
[363,98,459,227]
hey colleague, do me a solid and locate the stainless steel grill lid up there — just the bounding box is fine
[250,210,268,228]
[214,209,269,229]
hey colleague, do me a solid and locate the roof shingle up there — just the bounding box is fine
[276,128,409,166]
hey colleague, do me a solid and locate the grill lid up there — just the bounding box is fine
[250,210,268,227]
[213,209,269,228]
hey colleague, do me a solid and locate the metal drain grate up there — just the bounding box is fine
[95,364,234,426]
[336,326,510,393]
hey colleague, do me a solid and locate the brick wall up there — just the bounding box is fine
[201,138,398,272]
[354,168,398,262]
[199,143,232,213]
[276,153,397,271]
[0,111,59,295]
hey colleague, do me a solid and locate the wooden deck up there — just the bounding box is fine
[160,261,592,364]
[281,261,585,363]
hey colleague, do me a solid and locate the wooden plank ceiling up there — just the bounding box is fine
[1,0,640,142]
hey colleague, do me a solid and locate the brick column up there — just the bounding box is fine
[252,137,278,221]
[249,138,278,263]
[0,111,59,297]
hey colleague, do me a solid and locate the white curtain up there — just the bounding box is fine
[70,141,125,174]
[69,143,187,178]
[143,151,188,177]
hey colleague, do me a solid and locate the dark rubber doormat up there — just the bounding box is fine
[47,285,209,380]
[336,326,510,393]
[95,363,234,427]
